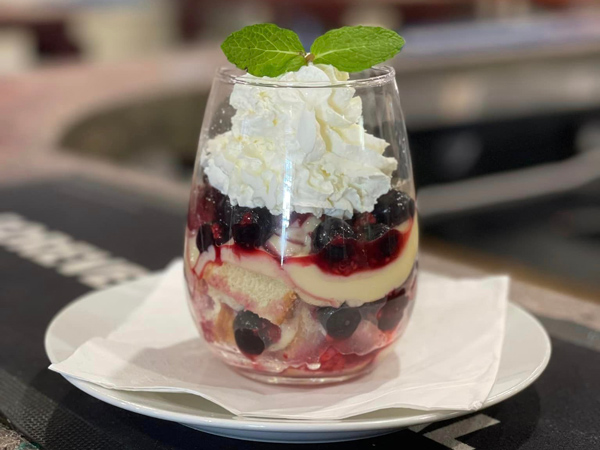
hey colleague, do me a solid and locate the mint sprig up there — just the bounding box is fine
[221,24,405,77]
[311,26,405,73]
[221,24,306,77]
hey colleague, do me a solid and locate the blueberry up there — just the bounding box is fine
[373,190,415,227]
[217,195,233,229]
[312,218,355,252]
[196,224,214,252]
[356,223,400,260]
[352,212,376,229]
[196,222,231,251]
[378,230,400,258]
[324,238,356,263]
[211,222,231,246]
[358,298,385,321]
[231,207,273,249]
[377,295,409,331]
[233,310,278,355]
[318,306,361,340]
[312,218,357,263]
[188,185,217,231]
[234,328,265,355]
[359,223,390,242]
[189,184,235,239]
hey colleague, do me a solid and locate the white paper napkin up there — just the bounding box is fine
[49,259,508,420]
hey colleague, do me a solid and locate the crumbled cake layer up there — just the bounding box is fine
[203,261,296,325]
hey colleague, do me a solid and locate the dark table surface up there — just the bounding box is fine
[1,177,599,450]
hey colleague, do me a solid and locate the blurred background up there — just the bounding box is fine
[0,0,599,300]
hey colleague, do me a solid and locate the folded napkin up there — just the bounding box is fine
[50,259,508,420]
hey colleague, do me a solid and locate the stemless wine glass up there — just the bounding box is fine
[184,65,418,384]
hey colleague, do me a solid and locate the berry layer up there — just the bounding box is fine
[187,217,417,308]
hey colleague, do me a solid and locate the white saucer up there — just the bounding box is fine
[45,274,551,443]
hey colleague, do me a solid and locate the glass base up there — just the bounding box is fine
[233,364,375,385]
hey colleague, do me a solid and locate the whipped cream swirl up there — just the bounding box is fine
[201,64,397,218]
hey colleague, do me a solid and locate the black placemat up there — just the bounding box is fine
[1,177,598,450]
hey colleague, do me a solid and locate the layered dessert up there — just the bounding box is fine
[184,64,418,382]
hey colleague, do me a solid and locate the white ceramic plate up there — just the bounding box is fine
[45,275,551,443]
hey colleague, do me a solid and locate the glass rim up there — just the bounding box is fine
[215,65,396,89]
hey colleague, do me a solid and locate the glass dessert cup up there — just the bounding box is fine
[184,65,418,385]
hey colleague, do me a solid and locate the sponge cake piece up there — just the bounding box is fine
[203,262,296,325]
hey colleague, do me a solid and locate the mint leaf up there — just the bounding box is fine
[221,24,307,77]
[310,26,404,72]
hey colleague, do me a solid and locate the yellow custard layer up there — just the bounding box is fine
[285,221,418,307]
